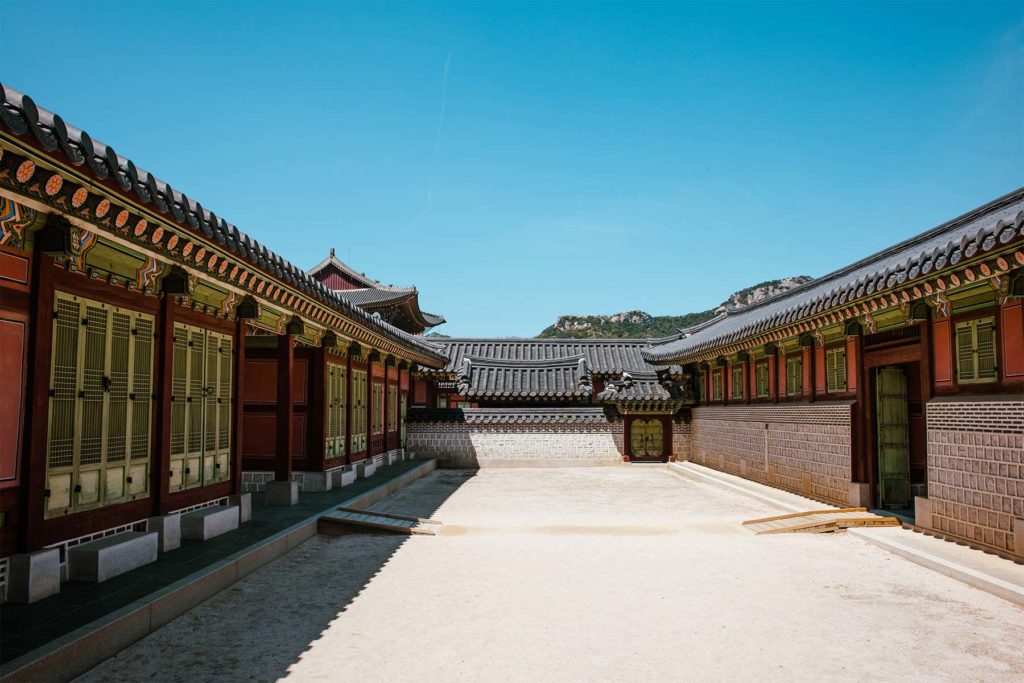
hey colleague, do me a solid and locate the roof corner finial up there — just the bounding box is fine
[330,247,335,258]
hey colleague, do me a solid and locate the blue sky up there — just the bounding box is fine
[1,1,1021,337]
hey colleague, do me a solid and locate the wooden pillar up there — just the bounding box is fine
[308,345,327,473]
[275,335,294,482]
[345,349,354,465]
[23,253,54,550]
[153,296,174,514]
[231,321,247,494]
[382,357,392,452]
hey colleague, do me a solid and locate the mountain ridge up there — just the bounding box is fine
[536,276,812,339]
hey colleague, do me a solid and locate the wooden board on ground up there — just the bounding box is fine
[318,508,443,536]
[742,508,901,535]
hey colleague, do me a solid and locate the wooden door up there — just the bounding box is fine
[876,366,910,509]
[630,418,664,460]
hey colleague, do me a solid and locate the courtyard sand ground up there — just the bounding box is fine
[77,467,1024,683]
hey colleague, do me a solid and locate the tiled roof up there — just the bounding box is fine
[0,84,447,365]
[644,189,1024,364]
[407,407,609,424]
[338,287,417,306]
[307,253,381,289]
[455,355,592,400]
[432,338,657,375]
[596,371,671,402]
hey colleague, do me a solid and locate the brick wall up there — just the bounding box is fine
[672,419,692,461]
[925,399,1024,559]
[407,421,627,467]
[690,403,853,505]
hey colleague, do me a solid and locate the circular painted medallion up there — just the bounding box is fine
[218,260,228,275]
[151,227,165,245]
[194,247,207,264]
[166,234,179,251]
[230,266,239,280]
[45,174,63,196]
[134,219,149,237]
[207,254,218,270]
[15,160,35,183]
[181,241,194,258]
[115,210,130,229]
[72,187,89,208]
[95,199,111,218]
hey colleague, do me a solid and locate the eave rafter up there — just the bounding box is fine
[0,136,445,368]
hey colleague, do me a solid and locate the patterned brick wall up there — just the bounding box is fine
[926,399,1023,559]
[407,421,627,467]
[672,420,692,462]
[690,403,853,505]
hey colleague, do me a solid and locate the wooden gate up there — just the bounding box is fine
[876,366,910,509]
[629,417,664,461]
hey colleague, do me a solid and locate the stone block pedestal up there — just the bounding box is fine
[303,472,332,492]
[68,532,158,583]
[914,497,931,529]
[8,548,60,604]
[148,513,182,552]
[848,482,871,508]
[228,493,252,523]
[181,506,240,541]
[266,480,299,506]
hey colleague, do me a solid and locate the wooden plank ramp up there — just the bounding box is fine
[317,507,443,536]
[742,508,901,535]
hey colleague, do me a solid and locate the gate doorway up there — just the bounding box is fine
[875,366,911,510]
[628,417,666,462]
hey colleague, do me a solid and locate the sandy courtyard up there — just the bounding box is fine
[78,467,1024,682]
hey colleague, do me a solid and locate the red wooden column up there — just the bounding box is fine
[382,356,393,452]
[345,346,354,465]
[153,295,174,514]
[308,344,327,474]
[23,251,55,551]
[231,320,248,495]
[275,334,295,482]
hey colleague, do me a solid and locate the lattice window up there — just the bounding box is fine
[387,384,397,433]
[712,370,723,401]
[786,355,803,397]
[400,393,407,446]
[731,364,743,400]
[372,381,384,435]
[826,347,847,393]
[955,317,998,384]
[169,323,232,492]
[45,292,154,518]
[351,369,368,453]
[755,362,769,398]
[326,362,347,458]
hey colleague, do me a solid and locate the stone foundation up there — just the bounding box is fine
[689,402,853,505]
[925,398,1023,559]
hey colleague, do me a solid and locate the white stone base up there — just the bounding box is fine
[68,532,158,583]
[181,505,240,541]
[266,480,299,506]
[356,461,377,479]
[303,471,333,492]
[148,514,182,552]
[330,467,358,488]
[228,493,252,523]
[8,548,61,603]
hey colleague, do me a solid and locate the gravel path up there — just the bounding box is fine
[77,467,1024,682]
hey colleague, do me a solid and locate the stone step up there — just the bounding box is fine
[68,531,158,583]
[181,505,240,541]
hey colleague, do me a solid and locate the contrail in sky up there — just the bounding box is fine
[403,50,451,233]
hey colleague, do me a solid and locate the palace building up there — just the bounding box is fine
[0,84,447,590]
[641,189,1024,561]
[0,79,1021,607]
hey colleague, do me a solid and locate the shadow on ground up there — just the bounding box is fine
[73,468,475,683]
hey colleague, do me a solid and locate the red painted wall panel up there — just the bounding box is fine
[814,345,826,395]
[243,413,276,456]
[1000,301,1024,380]
[932,318,953,387]
[0,315,26,484]
[244,358,277,403]
[846,336,859,392]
